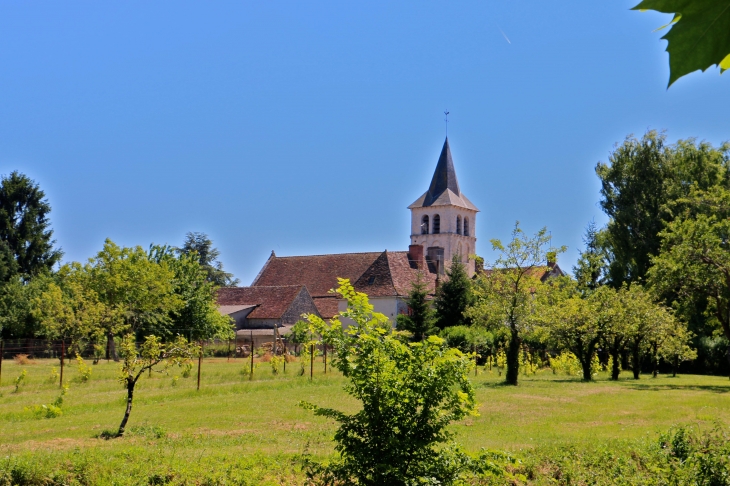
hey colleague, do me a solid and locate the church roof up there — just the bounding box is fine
[408,138,479,211]
[249,250,439,318]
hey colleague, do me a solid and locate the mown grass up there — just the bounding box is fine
[1,357,729,484]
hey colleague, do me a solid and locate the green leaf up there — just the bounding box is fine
[633,0,730,86]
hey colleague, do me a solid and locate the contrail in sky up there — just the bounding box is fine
[497,25,511,44]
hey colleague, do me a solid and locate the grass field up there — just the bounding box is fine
[1,356,729,484]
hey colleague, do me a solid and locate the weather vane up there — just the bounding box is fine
[444,110,450,136]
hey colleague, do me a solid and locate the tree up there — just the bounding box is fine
[573,221,608,295]
[0,276,48,340]
[596,131,672,287]
[468,222,564,386]
[300,279,477,485]
[149,245,233,342]
[649,186,730,373]
[32,264,104,358]
[632,0,730,87]
[115,334,198,437]
[395,272,437,341]
[596,132,730,288]
[540,280,604,381]
[0,171,61,279]
[433,254,474,329]
[85,240,183,359]
[177,232,239,286]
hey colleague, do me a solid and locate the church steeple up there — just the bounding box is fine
[424,138,460,206]
[408,137,479,277]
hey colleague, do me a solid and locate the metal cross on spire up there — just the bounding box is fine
[444,110,450,137]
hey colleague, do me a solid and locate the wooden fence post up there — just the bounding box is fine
[310,344,314,381]
[197,341,203,391]
[60,340,65,388]
[323,344,327,374]
[250,331,254,380]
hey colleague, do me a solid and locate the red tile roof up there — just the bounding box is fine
[312,296,341,319]
[252,252,383,297]
[216,285,306,319]
[353,251,438,297]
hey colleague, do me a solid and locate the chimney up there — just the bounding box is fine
[409,244,424,269]
[547,251,557,269]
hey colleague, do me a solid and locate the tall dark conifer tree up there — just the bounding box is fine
[433,254,473,329]
[0,171,61,279]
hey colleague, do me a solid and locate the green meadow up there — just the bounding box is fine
[1,357,730,484]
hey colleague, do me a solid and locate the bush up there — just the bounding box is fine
[75,354,92,383]
[549,351,582,376]
[13,369,27,393]
[300,279,478,485]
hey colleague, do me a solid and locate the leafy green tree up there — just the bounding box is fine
[0,276,48,339]
[467,222,563,386]
[573,221,608,295]
[32,265,104,358]
[396,272,437,341]
[115,334,198,437]
[300,279,477,485]
[87,240,183,343]
[596,131,671,286]
[177,232,239,286]
[433,254,474,329]
[539,280,604,381]
[633,0,730,86]
[0,171,61,279]
[149,245,233,341]
[597,132,730,288]
[649,186,730,372]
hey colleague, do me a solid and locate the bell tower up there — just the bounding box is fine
[408,138,479,276]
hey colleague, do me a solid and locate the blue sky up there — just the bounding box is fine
[1,1,728,284]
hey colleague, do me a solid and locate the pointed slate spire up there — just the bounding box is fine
[424,137,460,206]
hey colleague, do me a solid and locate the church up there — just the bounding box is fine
[217,137,562,337]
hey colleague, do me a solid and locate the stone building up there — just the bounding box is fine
[217,285,320,346]
[220,137,564,326]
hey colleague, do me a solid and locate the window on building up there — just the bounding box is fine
[421,215,429,235]
[464,217,470,236]
[456,216,462,235]
[368,276,376,285]
[426,246,445,274]
[433,214,440,234]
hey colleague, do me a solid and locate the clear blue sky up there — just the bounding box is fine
[1,1,728,284]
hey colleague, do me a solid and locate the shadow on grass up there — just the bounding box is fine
[624,383,730,394]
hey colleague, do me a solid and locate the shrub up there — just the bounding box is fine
[270,354,284,374]
[28,385,67,419]
[549,351,582,376]
[13,369,27,392]
[48,366,59,384]
[300,279,478,485]
[75,354,92,383]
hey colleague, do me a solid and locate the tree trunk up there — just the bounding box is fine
[117,378,135,437]
[580,351,593,382]
[106,332,119,362]
[673,355,678,377]
[632,342,641,380]
[505,329,520,386]
[652,342,658,378]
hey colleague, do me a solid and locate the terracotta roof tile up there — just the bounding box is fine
[312,296,341,319]
[354,251,438,297]
[216,285,306,319]
[252,252,382,297]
